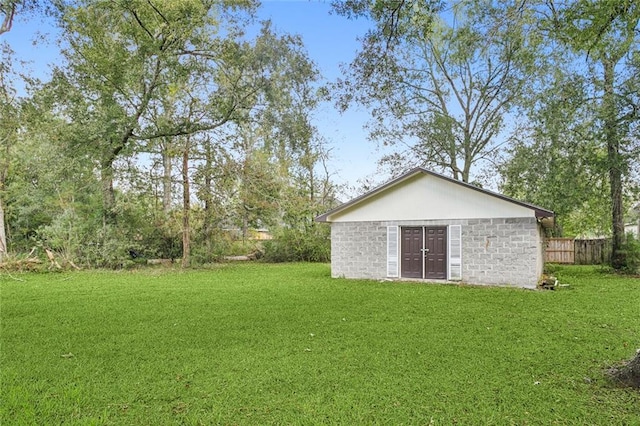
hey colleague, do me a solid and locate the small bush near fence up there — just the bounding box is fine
[620,233,640,274]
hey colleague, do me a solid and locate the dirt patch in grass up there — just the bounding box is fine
[607,350,640,389]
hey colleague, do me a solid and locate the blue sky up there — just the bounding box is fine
[259,1,381,191]
[3,0,382,194]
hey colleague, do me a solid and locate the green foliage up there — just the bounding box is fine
[24,181,185,268]
[49,0,267,225]
[558,0,639,59]
[189,229,258,264]
[36,207,82,258]
[262,225,330,263]
[550,0,639,268]
[143,222,182,261]
[234,146,285,232]
[2,1,334,268]
[3,110,103,254]
[335,0,539,182]
[84,225,134,268]
[619,233,640,274]
[499,73,611,236]
[332,0,440,45]
[499,2,640,245]
[1,264,639,423]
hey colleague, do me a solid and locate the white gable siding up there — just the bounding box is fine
[327,174,534,223]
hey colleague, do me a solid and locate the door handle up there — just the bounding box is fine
[421,248,430,253]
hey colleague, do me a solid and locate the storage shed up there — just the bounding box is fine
[316,168,554,288]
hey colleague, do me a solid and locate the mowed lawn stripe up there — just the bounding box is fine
[1,264,639,424]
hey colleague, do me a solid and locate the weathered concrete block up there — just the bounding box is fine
[329,217,542,288]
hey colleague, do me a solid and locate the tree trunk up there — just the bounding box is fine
[0,197,6,262]
[462,162,471,184]
[203,143,213,258]
[0,142,7,261]
[603,58,625,270]
[0,2,16,35]
[242,212,248,243]
[100,156,117,225]
[161,139,172,216]
[181,137,190,268]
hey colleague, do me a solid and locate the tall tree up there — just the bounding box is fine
[335,0,536,182]
[558,1,639,268]
[180,133,191,268]
[51,0,260,224]
[0,44,19,260]
[500,69,611,236]
[533,1,638,265]
[499,1,639,267]
[192,135,236,259]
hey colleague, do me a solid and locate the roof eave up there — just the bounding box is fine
[315,167,555,223]
[314,167,425,223]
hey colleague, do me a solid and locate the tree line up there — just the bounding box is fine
[1,0,336,268]
[1,0,639,272]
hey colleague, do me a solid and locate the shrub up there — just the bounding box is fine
[619,233,640,274]
[262,225,330,263]
[190,231,258,264]
[83,225,135,269]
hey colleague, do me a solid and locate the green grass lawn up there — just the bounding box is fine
[1,264,639,425]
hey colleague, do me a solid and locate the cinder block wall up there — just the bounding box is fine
[461,217,541,288]
[329,217,542,288]
[330,221,387,279]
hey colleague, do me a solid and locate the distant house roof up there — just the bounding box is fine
[315,167,554,223]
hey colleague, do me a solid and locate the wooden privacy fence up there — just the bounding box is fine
[545,238,612,265]
[574,239,612,265]
[545,238,574,264]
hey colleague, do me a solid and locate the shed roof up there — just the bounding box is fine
[315,167,554,223]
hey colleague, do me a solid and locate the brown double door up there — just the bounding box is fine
[401,227,447,279]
